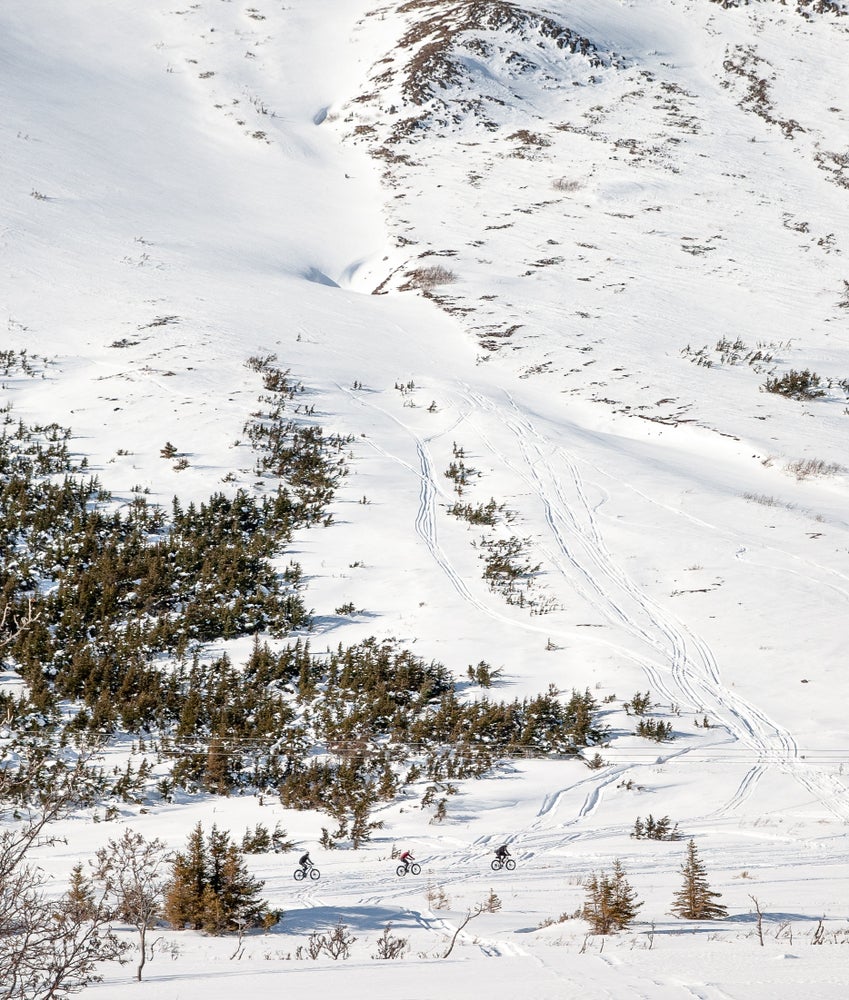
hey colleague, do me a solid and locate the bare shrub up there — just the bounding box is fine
[785,458,843,481]
[94,829,169,982]
[1,764,129,995]
[552,177,581,192]
[404,265,457,290]
[441,892,501,958]
[742,492,796,510]
[762,369,825,400]
[297,920,355,961]
[425,883,450,910]
[749,895,765,946]
[372,924,408,960]
[538,910,576,927]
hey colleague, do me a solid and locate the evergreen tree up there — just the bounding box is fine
[163,822,207,929]
[582,859,643,933]
[671,839,728,920]
[214,841,267,932]
[64,861,96,923]
[202,737,231,795]
[164,823,268,934]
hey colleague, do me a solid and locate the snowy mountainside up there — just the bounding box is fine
[340,0,849,455]
[2,1,849,997]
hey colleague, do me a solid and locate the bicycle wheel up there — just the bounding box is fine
[395,864,407,877]
[293,868,305,881]
[490,859,502,871]
[504,858,516,871]
[309,867,321,880]
[409,863,421,875]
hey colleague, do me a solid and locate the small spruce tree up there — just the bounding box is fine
[671,839,728,920]
[164,821,207,929]
[65,861,97,923]
[583,859,643,933]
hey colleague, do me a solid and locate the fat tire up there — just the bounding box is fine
[309,867,321,880]
[293,868,306,881]
[410,863,421,875]
[395,864,407,877]
[490,859,502,871]
[505,858,516,871]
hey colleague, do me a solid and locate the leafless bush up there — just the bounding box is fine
[1,766,129,996]
[785,458,843,481]
[372,924,408,960]
[749,895,764,946]
[538,909,578,928]
[94,829,169,982]
[441,891,501,958]
[298,920,357,961]
[404,265,457,290]
[742,492,796,510]
[425,883,451,910]
[552,177,581,192]
[322,920,357,960]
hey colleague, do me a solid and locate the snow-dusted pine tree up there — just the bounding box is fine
[671,839,728,920]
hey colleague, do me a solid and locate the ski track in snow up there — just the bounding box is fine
[459,387,849,826]
[347,379,849,842]
[303,379,849,938]
[344,386,557,637]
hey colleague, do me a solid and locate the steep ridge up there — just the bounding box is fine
[336,0,849,463]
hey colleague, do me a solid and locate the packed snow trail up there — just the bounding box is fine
[463,389,849,824]
[343,376,849,825]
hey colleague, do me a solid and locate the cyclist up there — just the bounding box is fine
[494,844,511,863]
[298,850,313,874]
[399,849,415,873]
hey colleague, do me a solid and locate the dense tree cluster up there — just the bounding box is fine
[5,634,608,815]
[242,354,351,524]
[1,355,608,843]
[164,822,272,934]
[0,357,353,735]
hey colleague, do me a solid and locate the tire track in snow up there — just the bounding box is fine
[463,387,849,823]
[499,392,846,819]
[343,386,557,638]
[347,383,849,839]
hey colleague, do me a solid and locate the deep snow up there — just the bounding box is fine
[2,1,849,996]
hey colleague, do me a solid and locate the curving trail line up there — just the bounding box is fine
[342,385,558,638]
[342,378,849,878]
[460,386,849,825]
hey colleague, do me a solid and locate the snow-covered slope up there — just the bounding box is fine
[2,1,849,996]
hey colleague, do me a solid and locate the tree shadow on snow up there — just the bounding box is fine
[309,611,380,630]
[277,904,421,936]
[723,910,820,925]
